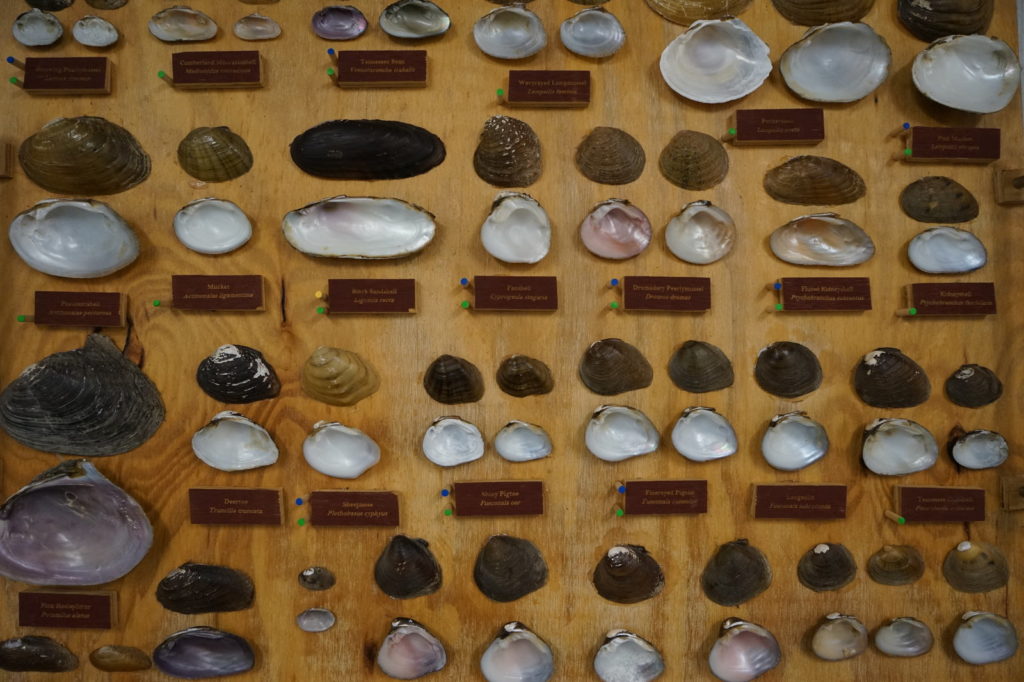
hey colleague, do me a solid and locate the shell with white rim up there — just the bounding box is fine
[780,22,891,103]
[912,35,1020,114]
[659,18,771,104]
[480,192,551,264]
[303,421,381,479]
[422,417,485,467]
[192,411,279,472]
[585,406,660,462]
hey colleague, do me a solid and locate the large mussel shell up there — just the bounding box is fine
[771,0,874,25]
[177,126,253,183]
[0,459,153,585]
[380,0,451,39]
[708,619,781,682]
[575,127,645,185]
[867,545,925,586]
[659,130,729,190]
[797,543,857,592]
[658,17,770,103]
[311,5,368,40]
[668,340,733,393]
[770,212,875,266]
[861,418,938,475]
[149,6,218,42]
[854,347,930,408]
[942,541,1009,593]
[89,645,152,672]
[474,115,542,188]
[907,226,987,274]
[423,354,484,404]
[19,116,150,195]
[593,544,664,604]
[422,416,485,467]
[496,355,553,397]
[13,8,63,47]
[953,612,1019,665]
[812,613,868,661]
[480,622,553,682]
[291,120,446,180]
[0,636,77,673]
[585,405,660,462]
[474,535,548,602]
[899,176,979,223]
[153,627,254,678]
[874,618,934,658]
[671,407,737,462]
[912,35,1021,114]
[494,421,552,463]
[374,535,442,599]
[754,341,822,399]
[473,6,547,59]
[594,630,664,682]
[779,22,891,103]
[945,364,1002,408]
[760,411,829,471]
[764,156,866,205]
[377,618,447,679]
[156,562,254,614]
[579,339,653,396]
[0,334,164,456]
[560,7,626,59]
[301,346,379,406]
[898,0,994,42]
[196,344,280,404]
[645,0,752,24]
[303,420,381,479]
[701,539,772,606]
[191,411,278,472]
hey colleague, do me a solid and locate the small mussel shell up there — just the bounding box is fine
[311,5,368,40]
[13,9,63,47]
[579,339,653,396]
[174,197,252,255]
[423,354,484,404]
[899,176,979,223]
[797,543,857,592]
[575,127,645,185]
[907,226,987,274]
[701,539,772,606]
[779,22,891,103]
[148,6,218,42]
[771,0,875,25]
[862,418,938,475]
[87,0,128,8]
[303,420,381,479]
[560,7,626,59]
[942,541,1009,593]
[153,627,254,679]
[234,13,282,41]
[298,566,335,591]
[496,355,553,397]
[192,411,279,472]
[480,622,553,682]
[301,346,380,406]
[377,618,447,679]
[480,191,551,264]
[708,619,781,682]
[177,126,253,183]
[866,545,925,586]
[898,0,994,42]
[494,421,552,463]
[26,0,73,10]
[594,630,664,682]
[473,115,542,187]
[291,120,446,180]
[73,15,119,47]
[659,130,729,190]
[296,608,336,633]
[422,416,485,467]
[474,535,548,602]
[668,340,733,393]
[89,645,151,672]
[769,212,875,266]
[754,341,822,399]
[380,0,451,39]
[594,545,665,604]
[949,428,1008,470]
[156,562,254,614]
[196,344,280,404]
[854,348,931,408]
[579,199,653,260]
[671,407,738,462]
[912,35,1021,114]
[665,200,736,265]
[874,617,933,658]
[473,6,547,60]
[586,405,660,462]
[953,611,1019,665]
[811,613,868,661]
[764,156,866,205]
[374,535,442,599]
[645,0,753,24]
[0,636,78,673]
[761,411,829,471]
[945,364,1002,408]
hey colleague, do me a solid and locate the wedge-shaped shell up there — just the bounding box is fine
[311,5,367,40]
[73,15,119,47]
[659,131,729,190]
[13,9,63,47]
[234,13,282,40]
[594,630,664,682]
[575,127,645,185]
[177,126,253,183]
[496,355,553,397]
[764,156,866,206]
[424,354,484,404]
[659,18,771,103]
[668,340,733,393]
[780,23,891,103]
[375,535,442,599]
[0,334,164,456]
[594,545,664,604]
[560,7,626,59]
[701,539,772,606]
[0,636,77,673]
[9,199,139,279]
[942,541,1008,593]
[380,0,451,39]
[153,627,254,679]
[192,411,279,472]
[754,341,822,399]
[579,339,653,396]
[912,35,1021,114]
[89,645,151,672]
[761,411,828,471]
[665,200,735,265]
[867,545,925,586]
[474,535,548,602]
[474,116,542,187]
[798,543,856,592]
[946,364,1002,407]
[953,612,1018,665]
[907,226,987,274]
[646,0,753,24]
[899,176,978,223]
[671,407,737,462]
[481,192,551,264]
[292,120,446,180]
[770,213,875,266]
[174,198,252,255]
[148,6,218,42]
[771,0,875,25]
[580,199,652,260]
[303,420,381,478]
[494,421,551,462]
[156,562,254,614]
[422,416,484,467]
[874,618,933,658]
[708,619,781,682]
[480,622,553,682]
[377,618,447,679]
[854,348,930,408]
[19,116,151,195]
[862,418,938,475]
[301,346,379,406]
[812,613,867,661]
[586,405,660,462]
[898,0,994,42]
[196,344,279,404]
[473,6,546,59]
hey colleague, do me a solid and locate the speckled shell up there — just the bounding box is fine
[645,0,753,24]
[496,355,554,397]
[575,127,645,185]
[867,545,925,586]
[764,156,866,205]
[593,545,665,604]
[474,535,548,602]
[942,541,1009,593]
[668,340,734,393]
[290,120,446,180]
[797,543,857,592]
[156,563,254,614]
[701,539,772,606]
[945,364,1002,408]
[854,347,931,408]
[899,176,979,223]
[898,0,993,42]
[659,131,729,190]
[374,535,442,599]
[177,127,253,183]
[196,345,280,404]
[423,354,484,404]
[754,341,822,399]
[579,339,653,396]
[300,346,379,406]
[473,116,542,188]
[771,0,874,25]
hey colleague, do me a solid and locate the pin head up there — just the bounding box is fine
[16,315,26,323]
[8,77,18,85]
[610,278,619,287]
[5,57,13,64]
[617,485,626,494]
[902,122,911,130]
[615,508,624,517]
[152,300,161,307]
[775,303,784,311]
[316,306,326,315]
[496,88,505,97]
[460,300,470,309]
[728,128,737,136]
[908,307,917,316]
[327,48,335,56]
[609,301,619,310]
[459,277,469,287]
[773,282,782,290]
[443,509,452,516]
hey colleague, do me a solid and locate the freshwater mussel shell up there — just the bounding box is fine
[701,539,772,606]
[0,636,77,673]
[301,346,379,406]
[942,541,1009,593]
[174,198,252,255]
[754,341,822,399]
[658,17,770,103]
[953,612,1019,665]
[898,0,994,42]
[668,340,733,393]
[296,608,336,633]
[87,0,128,8]
[380,0,451,39]
[0,334,164,456]
[664,200,736,265]
[474,535,548,602]
[377,618,447,679]
[586,405,660,462]
[769,213,875,266]
[422,416,484,467]
[862,418,938,475]
[771,0,875,25]
[311,5,367,40]
[496,355,553,397]
[89,645,151,672]
[480,622,553,682]
[912,35,1021,114]
[191,411,279,472]
[812,613,868,661]
[874,618,934,658]
[153,627,254,678]
[854,348,930,408]
[764,156,866,205]
[671,407,737,462]
[579,339,653,396]
[13,8,63,46]
[424,354,484,404]
[148,6,218,42]
[73,15,119,47]
[761,411,829,471]
[779,22,891,103]
[26,0,73,10]
[798,543,857,592]
[473,6,546,60]
[480,191,551,264]
[474,115,542,187]
[867,545,925,586]
[659,130,729,190]
[708,619,781,682]
[177,126,253,183]
[156,562,254,614]
[374,535,442,599]
[945,364,1002,408]
[234,13,282,41]
[907,226,987,274]
[645,0,753,24]
[579,199,652,260]
[303,420,381,479]
[196,344,280,404]
[19,116,151,195]
[560,7,626,59]
[291,120,446,180]
[899,176,979,223]
[494,421,551,462]
[594,630,664,682]
[298,566,336,591]
[593,544,664,604]
[575,127,645,185]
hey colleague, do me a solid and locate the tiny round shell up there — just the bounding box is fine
[659,131,729,190]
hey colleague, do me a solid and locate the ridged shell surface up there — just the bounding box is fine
[579,339,653,396]
[13,9,63,47]
[0,636,78,673]
[423,354,484,404]
[473,6,546,59]
[945,364,1002,407]
[380,0,451,39]
[191,411,279,472]
[196,344,280,404]
[771,0,874,25]
[899,176,979,223]
[708,619,781,682]
[912,35,1021,114]
[862,418,938,475]
[854,348,930,408]
[474,535,548,602]
[152,627,254,679]
[283,196,436,259]
[665,200,736,264]
[593,630,664,682]
[798,543,857,591]
[374,535,442,599]
[701,539,772,606]
[377,618,447,679]
[645,0,752,24]
[867,545,925,586]
[874,618,934,658]
[754,341,822,399]
[812,614,867,661]
[659,18,771,103]
[89,645,151,672]
[496,355,554,397]
[575,127,645,185]
[579,199,652,259]
[659,131,729,190]
[585,406,660,462]
[668,341,733,393]
[148,6,218,42]
[770,213,875,266]
[473,116,542,187]
[174,198,252,255]
[764,156,866,205]
[898,0,994,42]
[481,192,551,264]
[177,127,253,183]
[156,562,254,614]
[480,622,553,682]
[560,8,626,59]
[301,346,379,406]
[780,22,891,102]
[907,226,987,274]
[311,6,367,40]
[942,541,1009,593]
[291,120,446,180]
[593,545,665,604]
[302,421,381,479]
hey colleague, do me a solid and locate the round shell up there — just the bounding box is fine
[13,9,63,46]
[700,539,772,606]
[912,35,1021,114]
[861,418,938,475]
[579,339,653,396]
[298,567,335,592]
[301,346,379,406]
[761,411,829,471]
[474,535,548,602]
[575,127,645,185]
[764,156,866,206]
[196,344,279,404]
[769,213,875,266]
[953,612,1018,665]
[291,120,446,180]
[496,355,554,397]
[72,15,119,47]
[811,614,867,661]
[423,355,484,404]
[473,6,546,60]
[659,18,771,103]
[771,0,875,25]
[377,618,447,679]
[191,411,279,472]
[585,405,660,462]
[177,127,253,183]
[148,6,218,42]
[874,618,934,658]
[945,364,1002,408]
[560,8,626,59]
[854,348,931,408]
[593,545,665,604]
[422,417,484,467]
[480,622,553,682]
[942,541,1009,593]
[665,200,736,264]
[156,562,254,614]
[380,0,451,39]
[302,421,381,479]
[234,13,282,41]
[659,131,729,190]
[907,226,987,274]
[797,543,857,592]
[311,5,367,40]
[473,116,542,188]
[708,619,781,682]
[754,341,822,399]
[174,198,252,255]
[899,176,979,223]
[494,421,552,463]
[867,545,925,586]
[374,535,442,599]
[780,22,891,103]
[667,340,733,393]
[480,192,551,264]
[594,630,664,682]
[671,407,738,463]
[645,0,753,24]
[898,0,994,42]
[579,199,652,260]
[26,0,73,10]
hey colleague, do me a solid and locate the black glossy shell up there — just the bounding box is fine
[945,364,1002,408]
[899,176,979,223]
[374,535,442,599]
[593,544,665,604]
[668,340,734,393]
[797,543,857,592]
[290,119,446,180]
[754,341,822,398]
[496,355,554,397]
[156,562,254,614]
[423,354,484,404]
[579,338,653,396]
[701,539,772,606]
[473,535,548,602]
[854,347,931,408]
[196,344,280,404]
[0,636,78,673]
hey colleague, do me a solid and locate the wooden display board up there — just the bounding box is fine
[0,2,1022,680]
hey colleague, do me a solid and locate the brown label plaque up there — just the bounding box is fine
[472,276,557,311]
[23,57,111,95]
[622,276,711,312]
[171,51,263,89]
[188,488,282,525]
[172,275,264,311]
[452,481,543,517]
[732,108,824,145]
[777,277,871,312]
[327,279,415,314]
[19,591,115,629]
[0,142,13,179]
[623,481,708,515]
[507,70,590,107]
[907,283,996,316]
[334,50,426,87]
[753,484,847,520]
[308,491,400,527]
[34,291,125,327]
[906,126,1000,164]
[895,486,985,523]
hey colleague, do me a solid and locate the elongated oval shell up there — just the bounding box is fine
[907,226,987,274]
[708,619,780,682]
[854,347,930,408]
[560,8,626,59]
[898,0,994,42]
[645,0,753,24]
[174,198,252,255]
[862,418,938,475]
[377,618,447,679]
[422,416,484,467]
[474,116,542,188]
[764,156,866,205]
[380,0,451,39]
[87,0,128,7]
[575,127,645,185]
[177,127,252,183]
[480,622,553,682]
[874,618,934,658]
[780,22,891,103]
[26,0,73,8]
[311,5,367,40]
[473,6,546,59]
[303,420,381,479]
[953,612,1018,665]
[761,411,828,471]
[671,407,737,462]
[580,199,652,260]
[234,13,281,41]
[770,213,875,266]
[659,131,729,190]
[594,630,664,682]
[585,405,660,462]
[754,341,822,399]
[494,421,551,463]
[899,176,979,223]
[701,539,772,606]
[594,545,664,604]
[192,411,279,472]
[579,339,653,396]
[291,120,446,180]
[156,562,254,614]
[867,545,925,586]
[668,340,733,393]
[912,35,1021,114]
[771,0,875,25]
[301,346,379,406]
[945,364,1002,407]
[474,535,548,602]
[481,191,551,264]
[375,535,442,599]
[665,200,736,264]
[942,541,1008,593]
[89,645,151,672]
[13,9,63,47]
[196,344,279,404]
[0,636,77,673]
[798,543,857,592]
[296,608,336,633]
[659,18,771,103]
[812,613,867,661]
[153,627,254,679]
[424,354,484,404]
[73,15,119,47]
[496,355,553,397]
[148,6,218,42]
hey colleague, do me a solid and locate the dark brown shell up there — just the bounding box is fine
[473,535,548,602]
[579,338,653,396]
[898,0,993,42]
[700,539,772,606]
[942,541,1008,593]
[89,646,152,672]
[374,535,442,599]
[644,0,752,24]
[473,115,542,188]
[899,176,979,223]
[771,0,875,25]
[945,364,1002,408]
[423,354,484,404]
[593,544,664,604]
[289,120,446,180]
[668,340,734,393]
[496,355,554,397]
[659,130,729,190]
[0,636,78,673]
[867,545,925,586]
[854,348,931,408]
[27,0,73,11]
[156,562,254,614]
[797,543,857,592]
[754,341,822,399]
[177,126,253,182]
[575,127,645,185]
[764,156,866,205]
[298,566,335,591]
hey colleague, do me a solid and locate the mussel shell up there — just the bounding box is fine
[866,545,925,586]
[0,334,164,456]
[423,354,484,404]
[480,191,551,264]
[177,126,253,183]
[754,341,822,399]
[854,347,931,408]
[664,200,736,265]
[874,618,934,658]
[191,411,279,472]
[907,226,987,274]
[496,355,554,397]
[73,15,119,47]
[473,115,542,188]
[474,535,548,602]
[303,420,381,479]
[945,364,1002,408]
[593,545,665,604]
[585,405,660,462]
[760,411,829,471]
[701,539,772,606]
[86,0,127,8]
[898,0,994,42]
[949,428,1008,470]
[645,0,753,24]
[575,127,645,185]
[953,612,1019,665]
[579,199,653,260]
[0,636,77,673]
[311,5,368,40]
[234,13,282,41]
[593,630,664,682]
[291,120,446,180]
[421,416,485,467]
[374,535,442,599]
[769,212,875,266]
[152,627,254,678]
[912,35,1021,114]
[380,0,451,39]
[296,608,336,633]
[26,0,73,10]
[779,22,891,103]
[377,618,447,679]
[659,130,729,190]
[764,156,866,205]
[89,645,151,672]
[19,116,151,195]
[301,346,380,406]
[298,566,335,591]
[579,339,653,396]
[560,8,626,59]
[899,176,979,223]
[148,6,218,42]
[668,340,733,393]
[196,344,279,404]
[708,619,781,682]
[671,407,737,462]
[771,0,875,25]
[156,562,254,614]
[861,418,938,475]
[480,622,553,682]
[797,543,857,592]
[812,613,867,661]
[942,541,1009,593]
[494,421,552,463]
[13,8,63,47]
[658,18,771,103]
[473,6,547,60]
[173,198,253,255]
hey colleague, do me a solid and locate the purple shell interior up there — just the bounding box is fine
[311,5,369,40]
[153,628,255,678]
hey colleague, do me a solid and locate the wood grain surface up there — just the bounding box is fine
[1,1,1022,680]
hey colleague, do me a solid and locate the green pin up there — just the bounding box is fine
[728,128,737,136]
[460,300,470,309]
[496,88,505,97]
[152,300,161,307]
[908,307,917,316]
[903,148,912,157]
[443,508,452,516]
[897,516,906,525]
[157,71,165,79]
[775,303,784,311]
[297,518,306,527]
[327,68,335,76]
[615,508,624,517]
[316,306,326,314]
[16,315,26,323]
[609,301,619,310]
[9,77,19,85]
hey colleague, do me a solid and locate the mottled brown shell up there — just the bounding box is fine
[899,176,979,223]
[89,646,151,672]
[374,535,442,599]
[771,0,874,25]
[496,355,554,397]
[754,341,822,399]
[764,156,865,205]
[854,347,931,408]
[942,541,1008,593]
[945,364,1002,408]
[575,127,646,185]
[177,126,253,182]
[668,340,734,393]
[898,0,994,42]
[473,535,548,603]
[701,539,772,606]
[659,130,729,190]
[797,543,857,592]
[423,354,484,404]
[593,544,665,604]
[867,545,925,586]
[301,346,379,406]
[644,0,752,24]
[579,338,653,396]
[473,115,542,188]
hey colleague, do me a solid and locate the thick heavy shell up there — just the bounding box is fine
[645,0,752,24]
[298,566,335,591]
[780,23,891,103]
[593,630,664,682]
[377,618,447,679]
[764,156,866,206]
[812,614,867,661]
[0,460,153,585]
[474,116,542,187]
[579,199,652,260]
[659,131,729,190]
[473,6,546,60]
[761,411,829,471]
[898,0,993,42]
[665,200,735,265]
[671,407,737,462]
[899,176,979,223]
[0,636,77,673]
[798,543,857,591]
[854,347,930,408]
[89,645,151,672]
[496,355,553,397]
[907,226,987,274]
[862,418,938,475]
[668,340,733,393]
[296,608,336,633]
[148,6,218,42]
[754,341,822,399]
[867,545,925,586]
[912,35,1021,114]
[474,535,548,602]
[575,127,645,185]
[73,15,119,47]
[301,346,379,406]
[480,622,553,682]
[291,120,446,180]
[771,0,874,25]
[593,545,664,604]
[560,8,626,59]
[874,618,934,658]
[374,535,442,599]
[303,420,381,479]
[423,354,484,404]
[380,0,451,39]
[953,612,1019,665]
[283,196,435,259]
[0,334,164,456]
[708,619,781,682]
[156,562,254,614]
[153,627,254,678]
[9,199,139,278]
[311,5,367,40]
[481,192,551,264]
[659,18,770,104]
[769,213,875,266]
[945,364,1002,407]
[942,541,1008,593]
[196,344,279,404]
[19,116,150,195]
[174,198,252,255]
[177,127,253,183]
[13,9,63,46]
[701,539,771,606]
[234,13,281,41]
[191,411,279,472]
[579,339,653,396]
[586,405,660,462]
[422,416,484,467]
[494,421,551,462]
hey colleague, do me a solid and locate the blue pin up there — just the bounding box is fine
[295,497,304,506]
[610,278,620,287]
[617,485,626,494]
[440,489,450,497]
[459,277,469,287]
[327,48,336,56]
[773,282,782,290]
